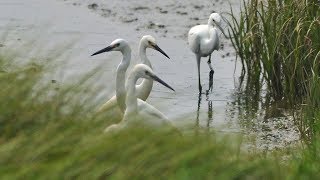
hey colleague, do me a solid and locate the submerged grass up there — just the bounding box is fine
[227,0,320,139]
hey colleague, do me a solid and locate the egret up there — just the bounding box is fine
[104,64,175,133]
[92,39,131,112]
[188,13,225,93]
[93,36,170,113]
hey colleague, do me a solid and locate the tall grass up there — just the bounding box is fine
[0,51,291,179]
[227,0,320,139]
[228,0,320,103]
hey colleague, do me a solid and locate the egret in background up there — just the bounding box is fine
[94,36,170,113]
[104,64,175,133]
[188,13,225,93]
[136,35,170,101]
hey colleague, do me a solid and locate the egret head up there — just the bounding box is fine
[209,13,222,26]
[91,39,129,56]
[208,13,227,37]
[135,64,174,92]
[140,35,170,59]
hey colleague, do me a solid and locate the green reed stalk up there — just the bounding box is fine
[227,0,320,139]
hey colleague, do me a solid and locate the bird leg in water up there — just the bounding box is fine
[206,69,214,94]
[195,93,202,130]
[207,100,213,129]
[207,55,214,74]
[198,79,202,93]
[206,55,214,93]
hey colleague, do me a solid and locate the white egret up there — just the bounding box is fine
[93,36,170,113]
[188,13,225,93]
[136,35,170,101]
[104,64,175,132]
[92,39,131,112]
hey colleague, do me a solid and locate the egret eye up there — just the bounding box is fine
[114,43,120,47]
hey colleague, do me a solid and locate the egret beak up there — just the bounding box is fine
[152,44,170,59]
[91,45,114,56]
[149,74,175,92]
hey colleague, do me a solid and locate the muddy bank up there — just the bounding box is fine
[62,0,240,39]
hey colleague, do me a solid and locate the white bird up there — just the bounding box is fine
[93,36,170,113]
[104,64,175,132]
[188,13,225,93]
[92,39,130,112]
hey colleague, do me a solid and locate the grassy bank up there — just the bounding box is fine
[227,0,320,139]
[0,46,320,179]
[0,53,282,179]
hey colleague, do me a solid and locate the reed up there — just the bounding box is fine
[227,0,320,139]
[227,0,320,103]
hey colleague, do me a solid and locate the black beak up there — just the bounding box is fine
[91,45,114,56]
[152,44,170,59]
[149,74,175,92]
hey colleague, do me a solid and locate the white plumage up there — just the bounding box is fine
[94,36,169,113]
[104,64,175,132]
[188,13,225,93]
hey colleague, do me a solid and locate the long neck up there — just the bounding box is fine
[116,46,131,112]
[125,72,139,117]
[139,43,152,68]
[136,42,153,100]
[207,19,215,36]
[206,23,219,50]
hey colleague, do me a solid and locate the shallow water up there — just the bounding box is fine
[0,0,299,150]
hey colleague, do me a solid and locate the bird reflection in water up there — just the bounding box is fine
[196,70,214,130]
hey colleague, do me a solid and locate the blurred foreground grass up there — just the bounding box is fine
[0,48,320,179]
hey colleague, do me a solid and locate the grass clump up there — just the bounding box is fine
[227,0,320,103]
[227,0,320,139]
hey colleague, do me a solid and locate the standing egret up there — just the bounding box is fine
[104,64,175,133]
[92,36,170,113]
[188,13,225,93]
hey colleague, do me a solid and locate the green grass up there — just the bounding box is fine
[1,44,320,179]
[227,0,320,139]
[0,54,284,179]
[227,0,320,102]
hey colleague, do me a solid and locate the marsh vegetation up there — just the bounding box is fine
[0,0,320,178]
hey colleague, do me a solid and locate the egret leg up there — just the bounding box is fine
[206,55,214,93]
[207,69,214,93]
[207,55,214,74]
[195,93,202,132]
[207,100,213,129]
[196,93,201,121]
[196,55,202,93]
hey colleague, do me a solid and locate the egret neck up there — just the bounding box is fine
[139,41,152,68]
[116,45,131,112]
[124,71,139,119]
[136,38,153,100]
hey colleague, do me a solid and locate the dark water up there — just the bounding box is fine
[0,0,299,150]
